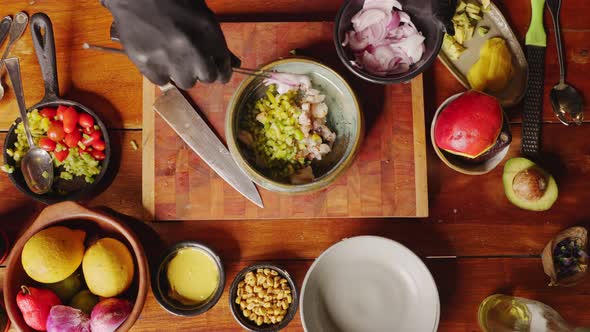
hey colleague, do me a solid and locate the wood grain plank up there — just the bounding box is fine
[150,22,424,220]
[4,258,590,331]
[412,75,429,217]
[0,0,142,130]
[0,130,144,224]
[141,78,156,220]
[1,123,588,258]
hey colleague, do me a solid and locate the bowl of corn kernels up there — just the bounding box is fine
[229,263,298,331]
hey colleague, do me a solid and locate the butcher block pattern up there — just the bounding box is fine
[142,22,428,220]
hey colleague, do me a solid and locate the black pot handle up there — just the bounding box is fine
[437,0,457,36]
[31,13,59,103]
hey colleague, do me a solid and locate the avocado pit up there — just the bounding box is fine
[512,167,547,201]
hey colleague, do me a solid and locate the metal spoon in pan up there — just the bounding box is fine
[0,12,29,101]
[4,58,54,194]
[0,16,12,47]
[547,0,584,125]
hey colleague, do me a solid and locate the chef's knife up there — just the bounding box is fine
[522,0,547,158]
[153,84,264,208]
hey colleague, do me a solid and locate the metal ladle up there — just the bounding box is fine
[4,58,54,194]
[0,12,28,101]
[547,0,584,126]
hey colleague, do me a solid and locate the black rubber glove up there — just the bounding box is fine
[102,0,234,88]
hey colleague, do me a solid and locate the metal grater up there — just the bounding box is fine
[522,46,546,157]
[522,0,547,158]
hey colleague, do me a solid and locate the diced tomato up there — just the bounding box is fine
[62,107,79,134]
[47,122,66,142]
[39,108,57,118]
[64,131,82,148]
[78,113,94,128]
[82,131,102,146]
[53,149,69,162]
[90,149,105,161]
[56,105,68,121]
[92,139,105,151]
[38,137,56,152]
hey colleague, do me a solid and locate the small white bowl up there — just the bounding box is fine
[300,236,440,332]
[431,92,511,176]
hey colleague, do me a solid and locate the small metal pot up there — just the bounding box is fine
[229,263,299,331]
[152,241,225,316]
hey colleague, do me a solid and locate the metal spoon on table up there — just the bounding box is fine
[4,58,54,194]
[0,12,29,101]
[546,0,584,126]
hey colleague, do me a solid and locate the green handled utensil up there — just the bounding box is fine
[522,0,547,158]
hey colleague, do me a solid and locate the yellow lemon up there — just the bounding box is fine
[22,226,86,283]
[82,238,134,297]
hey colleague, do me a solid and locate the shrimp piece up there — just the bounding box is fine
[311,103,328,119]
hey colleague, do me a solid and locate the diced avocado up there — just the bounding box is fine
[452,13,470,26]
[456,0,467,12]
[468,12,483,21]
[443,34,467,60]
[478,26,490,36]
[481,0,491,10]
[466,4,481,15]
[503,157,558,211]
[1,164,14,174]
[455,26,466,44]
[465,25,475,41]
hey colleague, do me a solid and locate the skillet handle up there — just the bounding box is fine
[31,13,59,102]
[437,0,457,35]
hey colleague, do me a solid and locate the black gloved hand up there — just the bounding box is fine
[102,0,234,88]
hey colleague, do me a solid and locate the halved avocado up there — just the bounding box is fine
[503,157,558,211]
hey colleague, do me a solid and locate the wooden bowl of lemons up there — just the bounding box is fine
[2,201,148,332]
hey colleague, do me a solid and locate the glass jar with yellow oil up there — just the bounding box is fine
[478,294,590,332]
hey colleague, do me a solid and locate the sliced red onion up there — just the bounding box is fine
[263,73,312,94]
[344,0,425,76]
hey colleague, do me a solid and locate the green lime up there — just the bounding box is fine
[45,271,82,302]
[69,290,99,314]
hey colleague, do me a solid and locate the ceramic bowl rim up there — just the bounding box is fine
[152,241,225,317]
[333,0,445,85]
[430,91,511,176]
[226,57,364,194]
[299,235,440,332]
[228,262,299,331]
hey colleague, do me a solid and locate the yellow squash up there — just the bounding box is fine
[468,37,514,93]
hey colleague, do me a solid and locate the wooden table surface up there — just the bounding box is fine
[1,0,590,331]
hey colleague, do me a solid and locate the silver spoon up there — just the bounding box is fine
[0,12,29,101]
[4,58,54,194]
[0,16,12,46]
[547,0,584,126]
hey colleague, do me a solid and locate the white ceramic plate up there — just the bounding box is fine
[300,236,439,332]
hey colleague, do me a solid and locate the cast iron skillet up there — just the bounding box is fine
[3,13,111,204]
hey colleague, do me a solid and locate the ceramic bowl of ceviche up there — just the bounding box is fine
[226,58,363,194]
[334,0,456,84]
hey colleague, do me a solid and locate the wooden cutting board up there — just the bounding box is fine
[142,22,428,220]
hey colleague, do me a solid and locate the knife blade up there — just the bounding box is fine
[522,0,547,158]
[153,84,264,208]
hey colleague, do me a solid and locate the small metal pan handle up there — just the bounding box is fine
[31,13,59,103]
